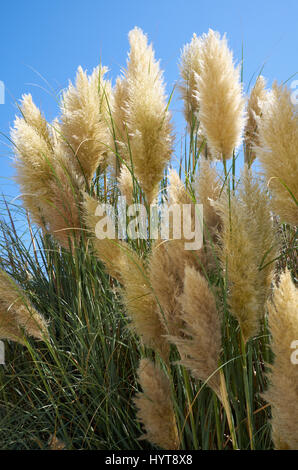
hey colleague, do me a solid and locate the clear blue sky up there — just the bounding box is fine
[0,0,297,201]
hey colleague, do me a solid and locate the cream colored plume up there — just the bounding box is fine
[179,33,203,129]
[84,194,169,360]
[149,240,187,338]
[112,27,174,204]
[0,269,48,344]
[119,248,169,360]
[244,76,268,165]
[118,165,134,205]
[12,107,54,227]
[83,193,169,358]
[134,358,179,449]
[239,167,277,316]
[60,65,113,181]
[195,159,221,234]
[19,94,52,147]
[41,160,83,248]
[149,171,203,339]
[168,168,192,206]
[170,266,222,396]
[179,34,211,157]
[148,170,209,338]
[12,94,86,248]
[83,193,124,281]
[255,82,298,225]
[215,168,276,341]
[112,76,129,170]
[194,29,246,159]
[264,270,298,450]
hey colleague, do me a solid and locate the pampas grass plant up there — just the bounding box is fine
[0,26,297,451]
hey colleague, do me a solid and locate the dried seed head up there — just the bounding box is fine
[0,270,48,344]
[134,358,179,449]
[194,29,246,159]
[255,82,298,225]
[264,270,298,450]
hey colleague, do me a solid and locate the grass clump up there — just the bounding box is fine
[0,27,297,450]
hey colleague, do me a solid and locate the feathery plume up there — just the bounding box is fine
[195,159,221,233]
[244,76,268,165]
[179,33,203,129]
[60,65,113,181]
[215,193,260,340]
[264,270,298,450]
[149,240,186,338]
[239,167,277,315]
[134,358,179,449]
[179,34,211,157]
[0,269,48,344]
[41,160,83,248]
[170,266,222,396]
[194,29,246,159]
[167,169,196,245]
[83,193,124,281]
[49,117,61,148]
[149,170,209,337]
[83,194,169,358]
[12,94,86,248]
[215,169,276,340]
[118,165,134,206]
[113,27,174,204]
[255,82,298,225]
[12,111,54,226]
[120,249,169,360]
[166,169,207,268]
[112,76,129,165]
[20,94,52,147]
[149,237,209,332]
[168,169,192,206]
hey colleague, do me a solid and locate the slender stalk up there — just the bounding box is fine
[182,367,199,450]
[219,369,238,449]
[213,392,222,449]
[232,151,236,192]
[240,333,255,449]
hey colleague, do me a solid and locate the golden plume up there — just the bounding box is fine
[0,269,48,344]
[264,270,298,450]
[112,27,174,204]
[59,65,113,181]
[119,248,169,360]
[134,358,179,449]
[83,193,169,358]
[194,29,246,160]
[83,193,124,281]
[118,165,134,206]
[179,33,203,128]
[179,34,210,157]
[215,168,276,341]
[12,93,86,248]
[169,266,222,396]
[195,159,221,235]
[149,170,208,338]
[255,82,298,225]
[244,76,268,165]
